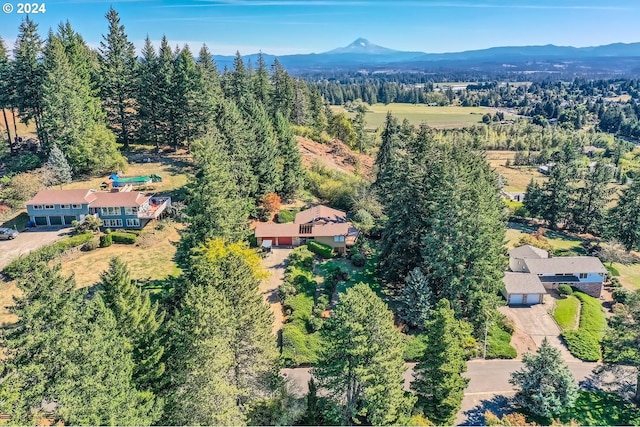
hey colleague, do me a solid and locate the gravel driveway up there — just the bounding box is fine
[260,248,293,341]
[0,227,71,270]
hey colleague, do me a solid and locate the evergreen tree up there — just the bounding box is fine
[227,51,250,104]
[308,85,328,134]
[0,37,14,150]
[214,99,258,199]
[292,79,308,126]
[46,143,73,186]
[353,103,369,152]
[602,290,640,403]
[252,52,271,105]
[0,264,158,425]
[524,178,544,218]
[12,16,45,143]
[398,267,433,330]
[99,257,165,389]
[607,178,640,251]
[541,162,575,229]
[570,162,614,233]
[411,299,471,426]
[313,283,413,425]
[172,45,200,147]
[274,111,303,201]
[163,284,243,425]
[270,59,294,119]
[99,7,137,149]
[41,30,124,173]
[186,239,279,408]
[137,37,161,150]
[156,37,178,149]
[374,112,400,198]
[194,44,222,137]
[176,134,249,267]
[509,338,578,418]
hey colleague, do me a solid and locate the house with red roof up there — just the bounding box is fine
[254,205,359,254]
[25,188,170,229]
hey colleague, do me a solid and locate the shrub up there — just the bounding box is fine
[259,210,271,222]
[81,238,99,251]
[351,252,365,267]
[100,233,113,248]
[486,324,517,359]
[110,232,137,244]
[281,321,322,367]
[307,241,333,258]
[261,192,281,213]
[276,209,296,223]
[288,246,314,269]
[575,292,607,340]
[562,330,601,361]
[282,293,314,324]
[612,288,630,304]
[2,233,93,279]
[605,264,620,277]
[308,316,323,332]
[558,284,574,296]
[316,294,330,311]
[353,208,375,231]
[518,234,552,252]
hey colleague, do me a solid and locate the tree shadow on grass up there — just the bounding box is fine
[461,395,514,426]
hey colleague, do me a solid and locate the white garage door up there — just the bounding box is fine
[525,294,541,305]
[509,294,524,305]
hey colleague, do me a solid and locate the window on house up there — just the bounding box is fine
[101,207,121,216]
[103,219,123,228]
[333,235,345,242]
[45,204,54,209]
[60,204,70,209]
[71,204,81,209]
[124,207,138,215]
[33,205,43,210]
[579,273,588,279]
[126,218,140,227]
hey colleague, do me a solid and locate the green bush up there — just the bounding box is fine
[612,288,630,304]
[81,238,99,251]
[486,324,517,359]
[404,333,429,362]
[562,330,602,361]
[558,284,574,296]
[110,232,137,244]
[2,233,93,279]
[282,293,314,325]
[281,321,322,367]
[605,264,620,277]
[288,246,314,269]
[100,234,113,248]
[351,253,365,267]
[575,292,607,340]
[276,210,296,223]
[308,316,323,332]
[307,241,333,258]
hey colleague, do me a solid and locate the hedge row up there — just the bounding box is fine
[561,291,606,361]
[110,232,137,244]
[307,241,333,258]
[486,324,518,359]
[2,233,93,279]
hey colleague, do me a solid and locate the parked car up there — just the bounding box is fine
[0,228,18,240]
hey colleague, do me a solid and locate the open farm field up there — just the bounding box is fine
[331,103,513,130]
[486,150,547,192]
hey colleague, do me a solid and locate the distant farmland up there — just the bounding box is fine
[331,103,512,130]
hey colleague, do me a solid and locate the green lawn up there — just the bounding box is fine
[561,292,607,361]
[553,296,580,330]
[505,222,585,254]
[331,103,510,130]
[612,262,640,290]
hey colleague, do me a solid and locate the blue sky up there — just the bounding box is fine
[1,0,640,55]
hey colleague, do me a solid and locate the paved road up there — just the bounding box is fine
[0,227,71,270]
[260,248,292,338]
[281,359,603,425]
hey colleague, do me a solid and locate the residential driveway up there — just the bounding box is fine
[0,227,71,270]
[499,302,579,362]
[260,248,292,340]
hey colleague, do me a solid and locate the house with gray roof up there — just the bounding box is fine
[507,244,606,298]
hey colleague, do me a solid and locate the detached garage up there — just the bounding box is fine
[502,272,547,306]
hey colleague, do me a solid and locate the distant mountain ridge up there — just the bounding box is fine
[212,38,640,75]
